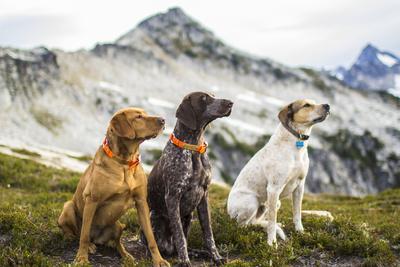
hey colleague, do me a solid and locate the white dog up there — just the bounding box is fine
[227,99,330,246]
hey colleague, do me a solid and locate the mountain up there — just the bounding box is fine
[0,7,399,196]
[331,44,400,97]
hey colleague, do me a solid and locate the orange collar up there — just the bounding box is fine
[102,137,140,169]
[169,133,208,154]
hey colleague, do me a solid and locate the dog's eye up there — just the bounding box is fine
[303,104,311,108]
[137,115,143,119]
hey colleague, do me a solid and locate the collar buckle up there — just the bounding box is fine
[298,133,309,141]
[197,141,208,154]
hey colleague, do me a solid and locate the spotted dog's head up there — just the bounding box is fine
[176,92,233,130]
[278,99,330,126]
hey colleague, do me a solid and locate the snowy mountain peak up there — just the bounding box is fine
[355,43,399,69]
[116,7,215,55]
[114,7,287,79]
[355,44,378,66]
[137,7,197,30]
[331,43,400,92]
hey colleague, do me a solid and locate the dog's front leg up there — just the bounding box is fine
[292,181,305,232]
[75,196,98,264]
[266,186,280,247]
[165,194,191,267]
[197,192,226,266]
[135,190,170,267]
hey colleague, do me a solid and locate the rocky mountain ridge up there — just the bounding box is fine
[0,7,399,196]
[331,44,400,97]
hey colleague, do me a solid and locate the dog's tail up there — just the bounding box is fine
[301,210,334,221]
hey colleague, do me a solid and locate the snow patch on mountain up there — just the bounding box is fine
[98,81,124,93]
[147,97,175,109]
[236,91,263,105]
[377,53,398,67]
[263,96,285,107]
[223,118,266,135]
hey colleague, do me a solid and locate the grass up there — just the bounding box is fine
[31,107,63,133]
[69,154,93,163]
[0,152,399,266]
[11,148,41,158]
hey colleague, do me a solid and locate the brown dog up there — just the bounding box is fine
[58,108,170,266]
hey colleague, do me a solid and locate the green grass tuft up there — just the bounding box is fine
[10,148,41,157]
[69,154,93,162]
[0,153,80,192]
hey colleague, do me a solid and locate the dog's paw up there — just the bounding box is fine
[212,256,227,266]
[153,258,170,267]
[276,224,287,240]
[88,243,97,254]
[176,260,192,267]
[267,236,278,248]
[74,253,89,265]
[122,253,137,266]
[295,223,304,233]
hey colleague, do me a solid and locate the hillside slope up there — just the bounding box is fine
[0,7,399,195]
[0,153,399,266]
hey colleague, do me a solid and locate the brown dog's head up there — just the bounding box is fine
[109,107,165,140]
[278,99,330,126]
[176,92,233,130]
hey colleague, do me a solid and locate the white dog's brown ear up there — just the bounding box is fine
[110,112,136,138]
[176,97,197,130]
[278,103,293,124]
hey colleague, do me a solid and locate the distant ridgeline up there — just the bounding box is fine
[330,44,400,97]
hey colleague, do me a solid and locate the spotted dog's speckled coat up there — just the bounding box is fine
[146,92,233,267]
[227,99,330,246]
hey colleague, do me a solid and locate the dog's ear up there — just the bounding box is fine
[278,103,293,124]
[176,97,197,130]
[110,112,136,139]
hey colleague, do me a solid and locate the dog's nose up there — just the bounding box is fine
[158,118,165,125]
[226,100,234,108]
[323,104,330,111]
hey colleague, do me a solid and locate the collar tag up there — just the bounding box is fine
[296,140,304,149]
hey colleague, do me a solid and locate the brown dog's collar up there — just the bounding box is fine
[169,133,208,154]
[102,137,140,169]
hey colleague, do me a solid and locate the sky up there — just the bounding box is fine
[0,0,399,68]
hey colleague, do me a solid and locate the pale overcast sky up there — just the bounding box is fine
[0,0,399,68]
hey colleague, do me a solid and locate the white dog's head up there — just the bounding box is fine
[278,99,330,127]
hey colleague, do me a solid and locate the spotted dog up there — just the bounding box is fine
[146,92,233,266]
[227,99,330,246]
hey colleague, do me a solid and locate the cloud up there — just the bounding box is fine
[0,14,77,49]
